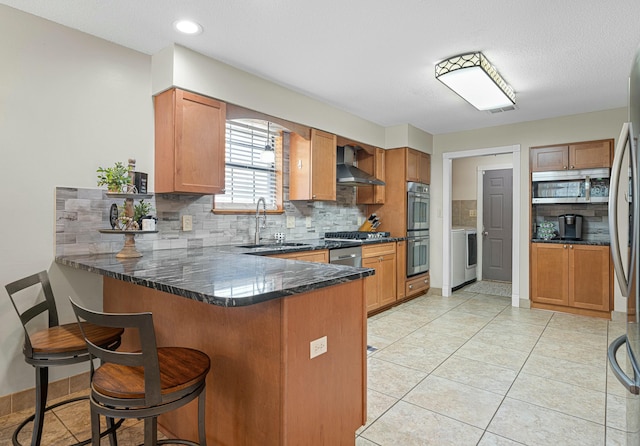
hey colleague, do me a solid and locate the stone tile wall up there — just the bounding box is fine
[452,200,477,227]
[55,186,368,256]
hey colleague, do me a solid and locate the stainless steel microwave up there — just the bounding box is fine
[531,168,610,204]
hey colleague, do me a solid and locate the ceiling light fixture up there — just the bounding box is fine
[173,20,203,35]
[435,52,515,111]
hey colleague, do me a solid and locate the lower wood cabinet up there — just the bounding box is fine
[363,242,397,312]
[530,242,611,317]
[270,249,328,263]
[406,272,430,298]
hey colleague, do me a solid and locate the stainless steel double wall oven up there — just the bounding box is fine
[407,182,430,277]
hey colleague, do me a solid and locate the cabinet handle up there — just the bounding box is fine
[570,165,575,169]
[409,284,413,289]
[424,279,428,284]
[563,166,567,169]
[563,244,567,249]
[312,194,316,199]
[569,245,573,249]
[221,188,226,192]
[379,256,383,261]
[297,160,303,169]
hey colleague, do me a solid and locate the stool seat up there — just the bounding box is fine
[30,322,123,355]
[93,347,210,400]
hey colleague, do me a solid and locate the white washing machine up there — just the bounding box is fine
[451,229,466,289]
[465,229,477,283]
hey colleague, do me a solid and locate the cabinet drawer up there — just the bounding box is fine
[406,273,429,296]
[362,242,396,258]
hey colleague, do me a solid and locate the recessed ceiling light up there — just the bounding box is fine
[173,20,203,35]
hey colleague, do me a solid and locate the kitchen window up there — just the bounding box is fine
[214,119,283,212]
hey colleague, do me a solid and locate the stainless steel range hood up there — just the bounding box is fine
[336,145,385,186]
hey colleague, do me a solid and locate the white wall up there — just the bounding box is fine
[0,5,154,396]
[452,154,512,200]
[432,108,627,306]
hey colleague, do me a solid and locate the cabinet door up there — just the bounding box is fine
[419,152,430,184]
[363,257,381,311]
[406,149,431,183]
[530,243,569,305]
[396,241,406,300]
[530,146,569,171]
[569,245,610,311]
[406,149,420,182]
[406,272,430,297]
[289,129,336,200]
[155,88,226,194]
[569,140,612,169]
[379,253,397,306]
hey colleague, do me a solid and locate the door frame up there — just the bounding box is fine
[477,164,513,282]
[442,145,521,307]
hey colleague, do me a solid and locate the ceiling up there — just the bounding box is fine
[4,0,640,135]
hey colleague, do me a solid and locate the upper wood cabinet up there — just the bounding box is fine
[289,129,337,201]
[356,148,386,204]
[154,88,226,194]
[406,149,431,184]
[530,140,612,172]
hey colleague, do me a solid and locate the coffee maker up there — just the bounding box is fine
[558,214,583,240]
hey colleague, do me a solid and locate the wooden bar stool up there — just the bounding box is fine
[5,271,124,446]
[69,298,210,446]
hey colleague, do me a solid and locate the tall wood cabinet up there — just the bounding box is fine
[154,88,226,194]
[530,139,612,172]
[363,243,397,312]
[530,242,611,317]
[289,129,337,201]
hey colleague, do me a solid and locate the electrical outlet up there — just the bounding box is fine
[310,336,327,359]
[305,217,312,228]
[182,215,193,231]
[469,209,477,217]
[286,216,295,229]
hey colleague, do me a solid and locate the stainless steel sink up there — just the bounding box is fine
[236,242,312,249]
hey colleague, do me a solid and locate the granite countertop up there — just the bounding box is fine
[531,238,610,246]
[55,237,403,308]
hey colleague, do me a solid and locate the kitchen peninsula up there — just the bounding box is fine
[56,246,372,445]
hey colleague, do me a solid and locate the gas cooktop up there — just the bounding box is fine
[324,231,391,241]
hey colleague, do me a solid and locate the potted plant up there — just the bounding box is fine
[97,162,131,193]
[134,200,155,227]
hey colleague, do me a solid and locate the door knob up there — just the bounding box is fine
[482,231,489,236]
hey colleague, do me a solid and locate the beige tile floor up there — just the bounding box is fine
[0,286,630,445]
[358,286,630,446]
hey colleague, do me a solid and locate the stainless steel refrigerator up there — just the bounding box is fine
[608,43,640,444]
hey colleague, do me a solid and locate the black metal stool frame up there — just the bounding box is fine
[5,271,122,446]
[70,298,208,446]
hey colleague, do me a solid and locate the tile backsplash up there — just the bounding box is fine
[532,203,609,242]
[55,186,367,256]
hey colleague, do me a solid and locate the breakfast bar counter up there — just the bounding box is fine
[56,247,372,445]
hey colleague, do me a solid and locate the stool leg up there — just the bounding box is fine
[90,406,101,445]
[198,391,207,446]
[31,366,48,446]
[143,418,157,446]
[106,417,118,446]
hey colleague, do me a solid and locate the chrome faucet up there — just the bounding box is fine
[255,197,267,244]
